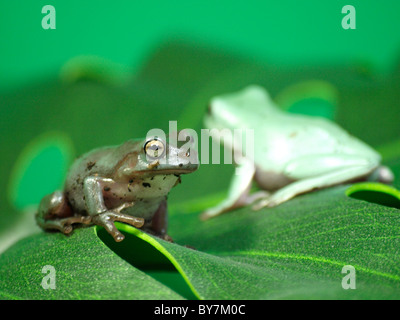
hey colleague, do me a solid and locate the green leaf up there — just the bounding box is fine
[1,185,399,299]
[346,182,400,210]
[99,186,400,299]
[0,227,183,300]
[169,186,400,299]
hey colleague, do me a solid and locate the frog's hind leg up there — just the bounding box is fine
[146,200,173,242]
[253,154,379,210]
[36,191,92,234]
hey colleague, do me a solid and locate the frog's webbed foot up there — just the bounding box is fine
[36,190,92,234]
[92,202,145,242]
[201,190,270,220]
[200,161,260,220]
[252,197,276,211]
[37,215,92,234]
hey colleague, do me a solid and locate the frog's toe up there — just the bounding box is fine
[200,209,221,221]
[111,212,145,228]
[114,202,135,213]
[103,222,125,242]
[81,216,92,224]
[252,199,270,211]
[267,201,279,208]
[62,224,73,234]
[93,211,145,242]
[92,213,125,242]
[253,196,285,210]
[59,215,92,233]
[37,216,75,234]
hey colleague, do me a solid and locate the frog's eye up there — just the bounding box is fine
[144,139,165,159]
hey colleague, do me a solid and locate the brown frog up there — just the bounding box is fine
[36,137,198,242]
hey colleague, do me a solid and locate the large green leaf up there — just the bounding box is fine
[120,185,400,299]
[2,184,399,299]
[0,227,183,300]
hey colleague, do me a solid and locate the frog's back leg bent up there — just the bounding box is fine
[253,154,390,210]
[36,190,92,234]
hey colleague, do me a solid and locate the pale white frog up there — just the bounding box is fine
[201,85,394,219]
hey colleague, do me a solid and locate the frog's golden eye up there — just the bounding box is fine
[144,139,165,159]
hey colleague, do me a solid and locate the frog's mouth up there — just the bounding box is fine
[136,165,199,175]
[152,167,198,174]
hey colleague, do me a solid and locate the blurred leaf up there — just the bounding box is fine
[274,79,338,119]
[8,132,74,210]
[60,55,132,85]
[378,139,400,163]
[168,185,400,299]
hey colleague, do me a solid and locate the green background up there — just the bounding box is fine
[1,0,400,92]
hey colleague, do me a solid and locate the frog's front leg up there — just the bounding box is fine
[200,160,268,220]
[253,154,380,210]
[83,176,145,242]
